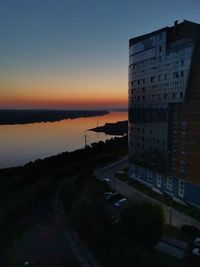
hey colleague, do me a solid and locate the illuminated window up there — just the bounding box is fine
[178,179,185,198]
[147,171,152,182]
[157,174,162,188]
[167,176,173,191]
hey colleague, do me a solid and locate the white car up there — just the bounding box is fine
[192,248,200,256]
[102,178,111,185]
[194,237,200,246]
[114,198,128,208]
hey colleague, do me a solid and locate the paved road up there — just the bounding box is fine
[95,158,200,229]
[156,234,189,259]
[155,241,185,259]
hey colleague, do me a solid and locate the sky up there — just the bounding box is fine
[0,0,200,110]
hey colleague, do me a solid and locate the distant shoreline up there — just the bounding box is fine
[89,120,128,136]
[0,109,110,125]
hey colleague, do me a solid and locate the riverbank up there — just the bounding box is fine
[89,120,128,135]
[0,135,128,266]
[0,111,128,169]
[0,109,109,125]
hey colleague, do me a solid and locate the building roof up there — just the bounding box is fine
[129,20,200,47]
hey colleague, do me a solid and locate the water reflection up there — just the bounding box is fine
[0,112,127,168]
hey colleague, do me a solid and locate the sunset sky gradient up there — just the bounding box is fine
[0,0,200,109]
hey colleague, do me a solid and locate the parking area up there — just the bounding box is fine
[95,158,200,262]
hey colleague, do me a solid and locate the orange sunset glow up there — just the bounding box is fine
[0,72,127,109]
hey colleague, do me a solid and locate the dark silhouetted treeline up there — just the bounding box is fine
[0,136,127,258]
[90,120,128,135]
[0,109,109,125]
[60,171,167,267]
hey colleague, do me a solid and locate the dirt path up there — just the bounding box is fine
[56,197,101,267]
[5,195,101,267]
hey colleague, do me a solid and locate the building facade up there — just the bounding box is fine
[128,20,200,208]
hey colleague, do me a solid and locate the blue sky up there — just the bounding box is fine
[0,0,200,109]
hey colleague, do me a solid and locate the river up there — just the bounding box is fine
[0,112,127,169]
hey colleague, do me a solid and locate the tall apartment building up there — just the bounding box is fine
[128,20,200,208]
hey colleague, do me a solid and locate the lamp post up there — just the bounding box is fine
[170,207,172,225]
[113,174,116,191]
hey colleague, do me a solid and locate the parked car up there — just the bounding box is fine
[104,192,119,200]
[110,215,119,224]
[102,178,111,185]
[104,192,113,200]
[181,224,200,236]
[114,198,128,208]
[117,170,125,175]
[194,237,200,247]
[109,192,120,201]
[192,248,200,256]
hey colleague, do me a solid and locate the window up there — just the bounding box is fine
[150,76,155,82]
[180,160,186,174]
[142,87,145,92]
[173,72,179,79]
[178,179,185,198]
[180,92,183,98]
[164,74,167,80]
[138,80,140,85]
[180,71,184,77]
[158,75,161,81]
[181,60,184,66]
[157,174,162,188]
[147,171,152,182]
[164,93,168,99]
[167,176,173,191]
[159,46,162,52]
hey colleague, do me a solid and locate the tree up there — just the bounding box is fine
[120,202,164,249]
[59,178,78,212]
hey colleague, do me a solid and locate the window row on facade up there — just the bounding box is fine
[133,167,185,198]
[129,70,186,86]
[129,92,184,103]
